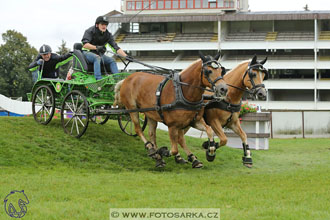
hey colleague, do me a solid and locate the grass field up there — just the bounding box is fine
[0,117,329,220]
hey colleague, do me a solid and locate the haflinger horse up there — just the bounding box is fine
[189,55,268,168]
[114,52,228,168]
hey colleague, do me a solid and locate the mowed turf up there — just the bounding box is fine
[0,117,329,220]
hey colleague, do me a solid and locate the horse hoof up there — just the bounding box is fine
[244,163,253,168]
[147,148,157,157]
[174,155,188,164]
[242,156,253,168]
[192,160,203,168]
[157,146,170,157]
[206,151,216,162]
[155,159,166,168]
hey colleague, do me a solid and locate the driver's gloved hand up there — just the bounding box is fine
[36,59,44,65]
[96,46,106,54]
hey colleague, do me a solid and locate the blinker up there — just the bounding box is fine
[210,62,219,69]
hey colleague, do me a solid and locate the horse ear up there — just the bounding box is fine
[199,51,206,62]
[260,56,268,64]
[251,54,257,65]
[214,51,221,61]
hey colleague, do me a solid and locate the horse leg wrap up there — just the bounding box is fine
[155,158,166,168]
[174,154,188,164]
[145,141,157,157]
[188,154,203,168]
[202,139,219,151]
[242,143,252,157]
[242,156,253,165]
[202,140,210,149]
[242,143,253,165]
[156,146,171,157]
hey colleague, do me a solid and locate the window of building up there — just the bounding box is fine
[127,1,133,10]
[150,0,157,9]
[195,0,201,8]
[136,1,142,10]
[187,0,194,8]
[158,0,164,9]
[143,0,149,9]
[180,0,186,8]
[165,0,171,9]
[202,0,209,8]
[173,0,179,9]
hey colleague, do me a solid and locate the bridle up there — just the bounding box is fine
[227,62,268,96]
[243,63,268,96]
[201,59,225,92]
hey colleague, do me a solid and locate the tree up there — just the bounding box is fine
[56,40,72,79]
[0,30,37,100]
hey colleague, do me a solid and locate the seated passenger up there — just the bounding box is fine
[81,16,128,80]
[29,44,72,82]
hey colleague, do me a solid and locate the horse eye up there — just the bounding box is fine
[205,69,212,75]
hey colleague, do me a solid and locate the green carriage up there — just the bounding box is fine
[29,44,147,138]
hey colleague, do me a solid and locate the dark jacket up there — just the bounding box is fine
[28,53,72,78]
[81,26,120,54]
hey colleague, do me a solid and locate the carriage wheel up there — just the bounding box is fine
[32,85,55,125]
[61,90,89,138]
[118,113,148,136]
[90,115,110,125]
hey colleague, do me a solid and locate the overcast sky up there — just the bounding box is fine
[0,0,329,52]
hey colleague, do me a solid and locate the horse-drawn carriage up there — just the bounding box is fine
[29,46,268,168]
[28,44,147,138]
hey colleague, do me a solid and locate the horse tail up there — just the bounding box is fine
[113,79,124,107]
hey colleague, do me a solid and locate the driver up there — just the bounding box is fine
[28,44,72,82]
[81,16,128,80]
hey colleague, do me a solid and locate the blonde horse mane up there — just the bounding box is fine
[223,60,250,82]
[179,59,201,75]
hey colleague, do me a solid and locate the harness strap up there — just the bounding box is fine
[205,100,241,113]
[156,77,170,122]
[222,113,233,128]
[155,72,204,123]
[203,99,241,126]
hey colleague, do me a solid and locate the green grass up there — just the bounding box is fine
[0,117,329,220]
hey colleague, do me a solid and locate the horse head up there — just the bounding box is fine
[242,55,268,100]
[199,51,228,98]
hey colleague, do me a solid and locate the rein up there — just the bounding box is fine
[226,63,267,95]
[108,51,176,76]
[112,52,223,93]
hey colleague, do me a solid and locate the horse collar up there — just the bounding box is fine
[155,72,204,123]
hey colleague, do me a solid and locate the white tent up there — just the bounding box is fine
[0,94,37,115]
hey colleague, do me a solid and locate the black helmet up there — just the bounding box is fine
[39,44,52,54]
[95,16,109,25]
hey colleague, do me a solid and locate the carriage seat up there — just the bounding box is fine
[72,43,112,74]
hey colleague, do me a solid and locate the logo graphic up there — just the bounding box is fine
[4,190,29,218]
[55,82,62,92]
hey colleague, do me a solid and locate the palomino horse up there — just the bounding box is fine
[190,55,268,168]
[114,52,227,168]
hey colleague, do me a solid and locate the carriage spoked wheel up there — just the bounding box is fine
[32,85,55,125]
[61,90,89,138]
[90,115,110,125]
[118,113,148,136]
